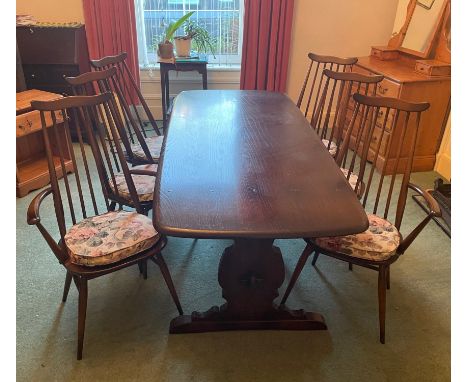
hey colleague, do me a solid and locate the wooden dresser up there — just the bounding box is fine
[345,55,450,174]
[16,90,74,197]
[341,0,451,174]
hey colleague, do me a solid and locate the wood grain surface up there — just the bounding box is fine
[154,90,368,239]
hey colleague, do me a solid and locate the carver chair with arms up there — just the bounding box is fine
[281,93,439,344]
[27,94,183,360]
[90,52,164,164]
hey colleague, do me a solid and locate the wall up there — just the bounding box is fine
[286,0,399,101]
[392,0,451,177]
[16,0,84,23]
[434,114,451,180]
[16,0,401,120]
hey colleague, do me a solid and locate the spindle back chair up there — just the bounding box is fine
[297,53,357,122]
[312,69,384,160]
[90,52,163,164]
[27,94,183,360]
[281,94,440,344]
[66,67,157,166]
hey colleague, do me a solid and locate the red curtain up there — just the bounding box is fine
[82,0,140,103]
[240,0,295,92]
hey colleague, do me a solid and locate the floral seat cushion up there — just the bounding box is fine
[313,214,400,261]
[65,211,159,267]
[340,168,364,197]
[131,136,164,161]
[109,164,158,203]
[322,139,337,157]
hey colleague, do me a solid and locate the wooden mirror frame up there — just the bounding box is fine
[434,0,451,63]
[388,0,448,59]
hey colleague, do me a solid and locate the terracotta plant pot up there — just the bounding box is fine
[158,42,174,59]
[174,37,192,57]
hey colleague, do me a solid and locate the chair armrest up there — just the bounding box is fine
[408,182,441,217]
[27,187,53,225]
[129,169,158,177]
[27,187,68,263]
[398,182,442,254]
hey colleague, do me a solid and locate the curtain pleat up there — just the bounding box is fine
[240,0,294,92]
[82,0,141,104]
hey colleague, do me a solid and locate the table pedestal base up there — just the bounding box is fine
[170,304,327,333]
[170,238,327,334]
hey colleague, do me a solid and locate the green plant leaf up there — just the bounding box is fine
[164,11,195,42]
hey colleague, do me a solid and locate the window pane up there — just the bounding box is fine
[137,0,242,66]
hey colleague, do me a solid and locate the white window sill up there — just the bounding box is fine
[140,64,241,72]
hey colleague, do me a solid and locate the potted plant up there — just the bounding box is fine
[157,11,195,59]
[174,20,216,58]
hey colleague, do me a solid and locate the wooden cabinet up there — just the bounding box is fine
[16,25,90,96]
[344,56,450,174]
[17,25,90,141]
[16,90,74,197]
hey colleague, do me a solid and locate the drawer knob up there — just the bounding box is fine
[378,84,388,94]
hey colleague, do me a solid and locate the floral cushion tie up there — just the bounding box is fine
[314,214,400,261]
[131,136,164,161]
[64,211,159,266]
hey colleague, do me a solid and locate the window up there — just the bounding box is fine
[135,0,243,67]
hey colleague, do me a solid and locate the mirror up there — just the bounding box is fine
[391,0,449,58]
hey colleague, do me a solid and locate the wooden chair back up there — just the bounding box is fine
[336,93,430,230]
[297,53,358,121]
[312,69,384,155]
[65,68,155,164]
[30,94,145,263]
[90,52,161,138]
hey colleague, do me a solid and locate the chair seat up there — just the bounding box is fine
[109,164,158,203]
[340,168,363,196]
[64,211,159,267]
[131,136,164,161]
[133,164,158,172]
[313,214,400,261]
[322,139,337,157]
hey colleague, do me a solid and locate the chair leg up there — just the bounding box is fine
[386,266,390,290]
[311,252,319,266]
[77,277,88,360]
[378,266,387,344]
[348,263,353,271]
[62,271,73,302]
[280,244,315,305]
[138,260,148,279]
[151,255,184,315]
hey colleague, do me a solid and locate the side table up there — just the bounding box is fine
[159,58,208,131]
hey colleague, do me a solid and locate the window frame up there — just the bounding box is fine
[135,0,244,68]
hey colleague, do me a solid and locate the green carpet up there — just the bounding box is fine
[16,143,450,381]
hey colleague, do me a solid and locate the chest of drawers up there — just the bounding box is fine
[344,56,450,174]
[16,90,74,197]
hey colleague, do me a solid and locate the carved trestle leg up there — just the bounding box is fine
[170,238,327,333]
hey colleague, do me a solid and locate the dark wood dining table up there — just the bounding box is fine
[153,90,369,333]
